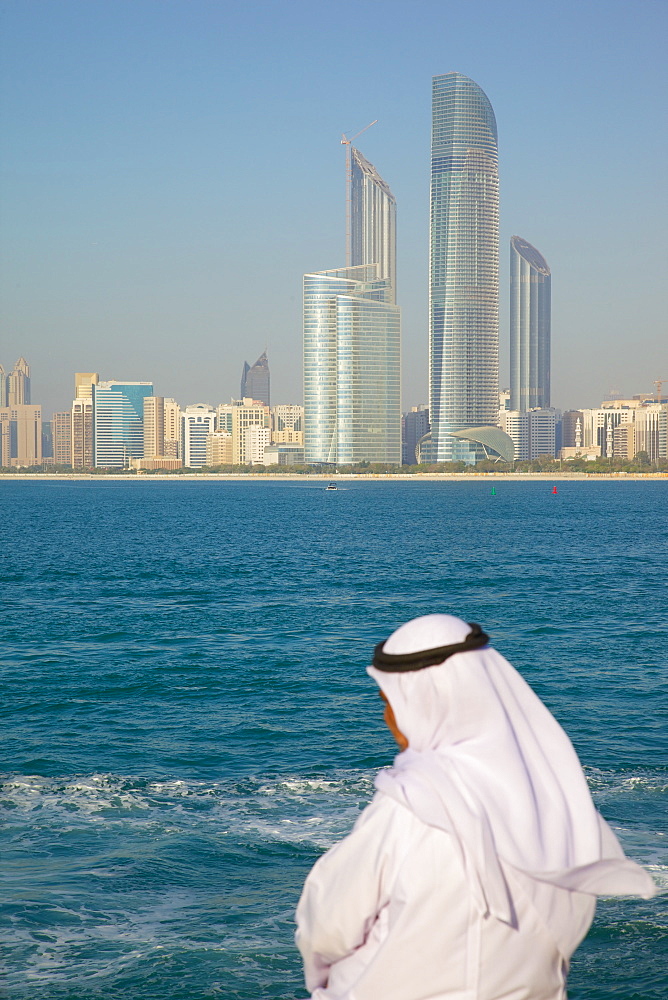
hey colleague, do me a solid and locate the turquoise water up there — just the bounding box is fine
[1,479,666,999]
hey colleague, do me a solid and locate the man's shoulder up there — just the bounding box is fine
[353,787,420,837]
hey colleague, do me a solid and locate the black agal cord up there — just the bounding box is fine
[372,623,489,673]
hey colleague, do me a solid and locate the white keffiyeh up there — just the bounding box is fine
[368,614,655,924]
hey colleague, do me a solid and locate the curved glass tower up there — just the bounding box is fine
[303,265,400,465]
[510,236,551,411]
[429,73,499,463]
[92,381,153,468]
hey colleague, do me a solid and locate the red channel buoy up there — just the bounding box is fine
[552,486,558,495]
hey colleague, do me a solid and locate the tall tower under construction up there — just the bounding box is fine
[350,147,397,302]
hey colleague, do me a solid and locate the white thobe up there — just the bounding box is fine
[296,793,596,1000]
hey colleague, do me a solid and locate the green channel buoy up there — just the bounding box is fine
[491,486,496,496]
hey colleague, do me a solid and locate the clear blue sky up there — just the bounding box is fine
[1,0,666,416]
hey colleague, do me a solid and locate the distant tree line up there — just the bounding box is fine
[2,453,667,476]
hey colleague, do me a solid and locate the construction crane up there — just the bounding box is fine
[341,120,378,265]
[653,379,668,404]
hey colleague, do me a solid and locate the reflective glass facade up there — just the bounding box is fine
[304,265,400,464]
[350,148,397,303]
[240,352,270,406]
[510,236,551,411]
[93,382,153,468]
[429,73,499,463]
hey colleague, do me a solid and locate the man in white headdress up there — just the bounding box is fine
[295,614,655,1000]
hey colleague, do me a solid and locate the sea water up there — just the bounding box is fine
[1,479,666,999]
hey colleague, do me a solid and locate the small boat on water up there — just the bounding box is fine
[325,482,338,491]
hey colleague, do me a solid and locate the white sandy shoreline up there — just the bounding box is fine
[1,472,666,483]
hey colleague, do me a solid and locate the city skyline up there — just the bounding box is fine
[1,348,665,469]
[1,1,665,417]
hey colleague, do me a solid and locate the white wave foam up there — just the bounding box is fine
[585,766,668,798]
[0,771,375,848]
[261,777,347,794]
[2,769,664,990]
[2,769,663,858]
[1,774,151,817]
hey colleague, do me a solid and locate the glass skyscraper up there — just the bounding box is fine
[240,351,270,406]
[92,381,153,468]
[510,236,551,411]
[350,147,397,303]
[304,144,400,466]
[429,73,500,463]
[303,265,400,465]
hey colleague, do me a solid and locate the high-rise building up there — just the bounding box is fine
[561,411,584,449]
[240,352,270,406]
[205,431,233,466]
[71,399,93,467]
[0,366,7,407]
[143,396,165,459]
[576,407,635,458]
[429,73,501,463]
[216,402,234,436]
[0,404,42,466]
[613,423,637,460]
[499,410,528,461]
[558,401,667,463]
[64,373,99,467]
[538,414,558,460]
[231,398,270,464]
[74,373,99,400]
[215,398,270,464]
[635,404,667,461]
[510,237,551,411]
[142,395,181,462]
[92,381,153,468]
[181,404,216,468]
[7,357,31,405]
[499,407,559,460]
[350,147,397,302]
[271,404,304,444]
[53,410,73,465]
[243,424,271,465]
[402,406,430,465]
[163,398,181,459]
[41,420,53,463]
[304,265,401,464]
[304,137,400,466]
[0,410,8,466]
